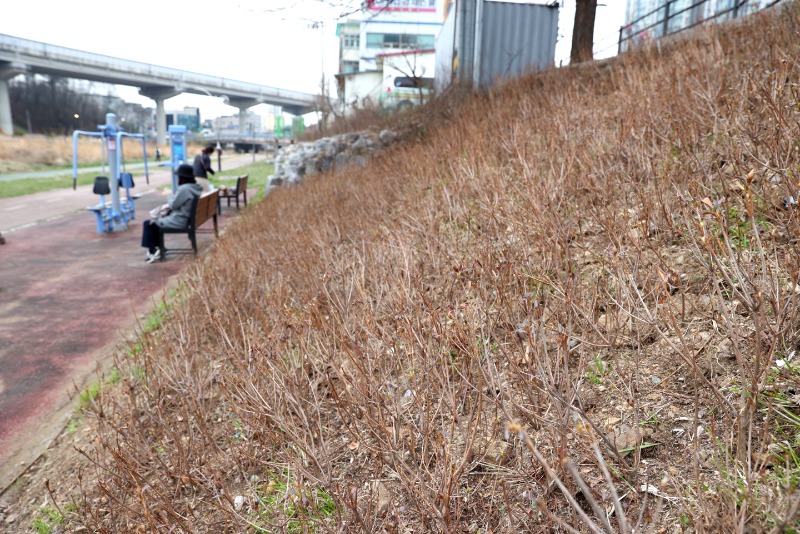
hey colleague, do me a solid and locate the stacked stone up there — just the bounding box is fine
[267,129,399,191]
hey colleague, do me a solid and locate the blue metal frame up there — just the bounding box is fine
[73,113,150,234]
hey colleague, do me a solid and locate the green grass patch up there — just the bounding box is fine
[65,414,83,434]
[0,158,271,200]
[31,505,64,534]
[0,171,105,199]
[107,366,121,384]
[586,354,610,385]
[77,382,100,411]
[144,301,170,332]
[251,473,337,533]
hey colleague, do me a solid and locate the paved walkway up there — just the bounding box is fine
[0,157,257,491]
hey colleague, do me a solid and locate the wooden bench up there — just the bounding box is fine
[218,174,248,211]
[158,190,219,260]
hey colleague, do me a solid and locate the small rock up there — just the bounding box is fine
[234,495,244,511]
[5,513,18,524]
[614,425,641,456]
[373,480,391,515]
[697,354,726,378]
[379,129,397,145]
[605,416,621,426]
[471,437,513,466]
[650,375,662,385]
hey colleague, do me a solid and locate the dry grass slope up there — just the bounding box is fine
[49,4,800,532]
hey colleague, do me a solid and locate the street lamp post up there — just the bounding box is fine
[251,123,255,163]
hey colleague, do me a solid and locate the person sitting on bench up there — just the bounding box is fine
[141,164,202,263]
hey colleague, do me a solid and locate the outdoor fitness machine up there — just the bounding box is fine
[72,113,150,234]
[168,124,187,192]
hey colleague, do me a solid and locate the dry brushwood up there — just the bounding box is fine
[32,4,800,533]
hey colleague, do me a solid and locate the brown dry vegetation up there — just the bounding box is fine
[0,136,203,173]
[16,4,800,533]
[0,135,105,172]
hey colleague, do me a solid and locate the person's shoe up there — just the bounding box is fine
[146,249,161,264]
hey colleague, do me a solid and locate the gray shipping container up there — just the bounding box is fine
[436,0,558,92]
[475,1,558,88]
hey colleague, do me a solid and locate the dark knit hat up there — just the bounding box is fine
[177,164,195,181]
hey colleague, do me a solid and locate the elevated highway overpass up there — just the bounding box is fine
[0,33,321,143]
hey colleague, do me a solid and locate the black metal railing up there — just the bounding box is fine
[614,0,784,55]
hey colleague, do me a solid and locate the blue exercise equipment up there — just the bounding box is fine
[72,113,150,234]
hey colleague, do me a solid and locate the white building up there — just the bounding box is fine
[335,0,447,115]
[212,109,274,135]
[336,70,385,112]
[336,20,361,74]
[358,0,446,72]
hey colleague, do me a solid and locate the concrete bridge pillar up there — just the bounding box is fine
[238,107,248,136]
[139,87,180,147]
[0,80,12,136]
[228,98,258,137]
[0,63,27,136]
[155,98,167,147]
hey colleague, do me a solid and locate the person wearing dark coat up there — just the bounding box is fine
[192,145,216,192]
[141,164,203,263]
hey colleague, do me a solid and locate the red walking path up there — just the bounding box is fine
[0,158,256,491]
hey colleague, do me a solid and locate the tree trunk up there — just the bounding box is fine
[571,0,598,64]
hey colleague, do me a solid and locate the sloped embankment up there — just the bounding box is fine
[53,4,800,532]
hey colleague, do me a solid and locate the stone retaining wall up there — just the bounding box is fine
[267,129,399,191]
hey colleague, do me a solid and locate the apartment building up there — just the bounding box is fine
[358,0,446,72]
[166,107,200,131]
[336,20,361,74]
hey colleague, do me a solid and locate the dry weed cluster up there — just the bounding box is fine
[65,5,800,532]
[0,136,193,172]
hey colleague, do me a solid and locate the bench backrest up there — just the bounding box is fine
[195,190,219,229]
[237,175,248,192]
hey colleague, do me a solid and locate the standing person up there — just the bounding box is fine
[155,147,162,161]
[141,164,202,263]
[193,145,216,192]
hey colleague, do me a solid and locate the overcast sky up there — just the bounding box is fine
[1,0,626,121]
